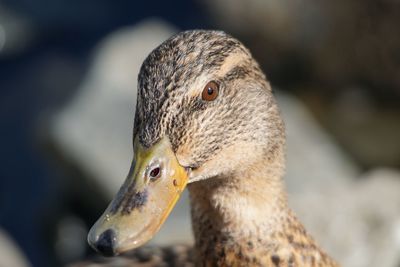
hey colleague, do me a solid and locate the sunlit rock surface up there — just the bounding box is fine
[50,20,400,267]
[280,92,358,193]
[293,168,400,267]
[51,20,177,196]
[0,228,31,267]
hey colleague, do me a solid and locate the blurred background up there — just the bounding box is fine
[0,0,399,266]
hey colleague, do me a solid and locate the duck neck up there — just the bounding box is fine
[188,158,292,264]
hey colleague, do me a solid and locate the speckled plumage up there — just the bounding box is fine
[73,245,195,267]
[77,30,339,267]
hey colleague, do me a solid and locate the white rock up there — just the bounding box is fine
[292,168,400,267]
[278,92,358,193]
[0,228,31,267]
[51,19,177,195]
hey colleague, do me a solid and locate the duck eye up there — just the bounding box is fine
[202,81,219,101]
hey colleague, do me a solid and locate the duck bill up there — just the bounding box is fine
[87,137,188,256]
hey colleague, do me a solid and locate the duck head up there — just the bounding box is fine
[88,30,284,256]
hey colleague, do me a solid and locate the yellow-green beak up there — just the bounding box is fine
[87,137,188,256]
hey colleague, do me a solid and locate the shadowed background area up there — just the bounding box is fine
[0,1,399,266]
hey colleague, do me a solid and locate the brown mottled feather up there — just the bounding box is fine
[71,245,194,267]
[75,30,339,266]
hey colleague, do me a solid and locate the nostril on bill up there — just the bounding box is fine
[95,229,117,257]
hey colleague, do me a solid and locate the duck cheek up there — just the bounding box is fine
[175,145,196,168]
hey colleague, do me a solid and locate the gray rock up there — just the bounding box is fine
[278,92,358,194]
[0,5,35,56]
[292,168,400,267]
[0,228,31,267]
[51,20,177,195]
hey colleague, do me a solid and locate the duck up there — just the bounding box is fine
[79,30,339,267]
